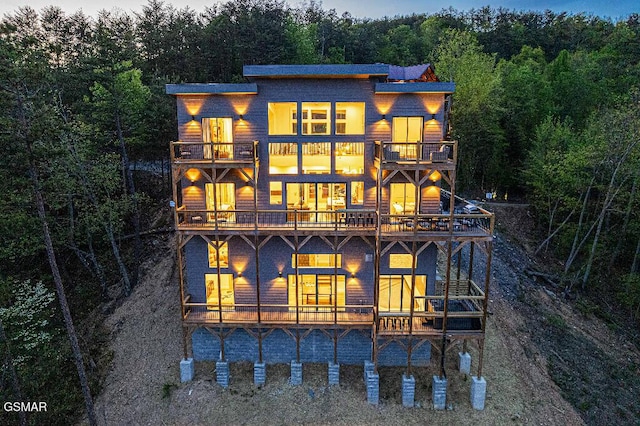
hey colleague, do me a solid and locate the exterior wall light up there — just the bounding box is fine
[351,272,356,279]
[238,114,244,120]
[238,271,242,278]
[278,271,283,278]
[191,115,196,121]
[381,114,386,120]
[431,113,437,120]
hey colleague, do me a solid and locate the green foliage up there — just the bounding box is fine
[434,29,505,191]
[0,280,56,367]
[618,274,640,318]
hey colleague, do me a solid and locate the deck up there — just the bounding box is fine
[175,209,494,240]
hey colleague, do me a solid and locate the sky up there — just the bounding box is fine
[0,0,636,21]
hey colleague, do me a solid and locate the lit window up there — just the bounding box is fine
[288,274,346,309]
[392,117,423,142]
[208,242,229,268]
[389,254,413,268]
[392,117,423,160]
[351,181,364,205]
[301,102,331,135]
[268,102,297,135]
[202,117,233,159]
[205,183,236,222]
[378,275,427,312]
[390,182,416,215]
[302,143,331,174]
[292,254,342,268]
[335,142,364,174]
[335,102,365,134]
[269,143,298,174]
[205,274,234,308]
[270,182,283,204]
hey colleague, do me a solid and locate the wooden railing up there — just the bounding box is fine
[374,140,457,165]
[176,209,377,231]
[175,207,493,237]
[170,140,259,163]
[183,302,374,325]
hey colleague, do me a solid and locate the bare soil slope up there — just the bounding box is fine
[90,205,638,425]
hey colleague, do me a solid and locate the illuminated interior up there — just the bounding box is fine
[392,116,423,159]
[269,143,298,174]
[202,117,233,158]
[269,181,283,204]
[288,274,346,309]
[378,275,426,312]
[302,143,331,174]
[390,183,417,215]
[351,181,364,205]
[286,183,346,218]
[205,183,236,221]
[335,142,364,174]
[301,102,331,135]
[292,254,342,268]
[207,242,229,268]
[205,273,234,308]
[335,102,365,134]
[268,102,297,135]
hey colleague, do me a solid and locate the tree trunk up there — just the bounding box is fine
[0,319,27,426]
[115,111,142,289]
[27,153,98,426]
[564,181,593,274]
[631,237,640,274]
[609,172,638,272]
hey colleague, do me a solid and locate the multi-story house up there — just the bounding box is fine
[166,64,494,409]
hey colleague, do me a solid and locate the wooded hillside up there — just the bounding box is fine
[0,1,639,424]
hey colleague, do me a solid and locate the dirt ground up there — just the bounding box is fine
[89,204,639,425]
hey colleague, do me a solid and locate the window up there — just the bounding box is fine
[351,181,364,205]
[208,242,229,268]
[268,102,297,135]
[301,102,331,135]
[202,117,233,159]
[205,183,236,222]
[378,275,426,312]
[287,183,346,213]
[269,143,298,174]
[205,274,234,308]
[335,142,364,174]
[389,254,413,268]
[335,102,365,134]
[302,143,331,174]
[392,117,423,142]
[288,275,346,309]
[270,182,283,204]
[392,117,423,159]
[292,254,342,268]
[390,183,417,215]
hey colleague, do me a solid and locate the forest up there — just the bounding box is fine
[0,0,639,424]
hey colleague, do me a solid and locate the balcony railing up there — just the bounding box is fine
[183,302,374,325]
[175,208,493,237]
[378,279,485,334]
[170,141,258,164]
[176,208,377,231]
[374,140,456,165]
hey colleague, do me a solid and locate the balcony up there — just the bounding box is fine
[170,141,259,166]
[377,279,485,336]
[182,300,374,326]
[174,207,493,239]
[374,140,456,170]
[175,208,377,233]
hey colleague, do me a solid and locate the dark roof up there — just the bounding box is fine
[375,82,455,94]
[243,64,389,78]
[165,83,258,95]
[387,64,438,82]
